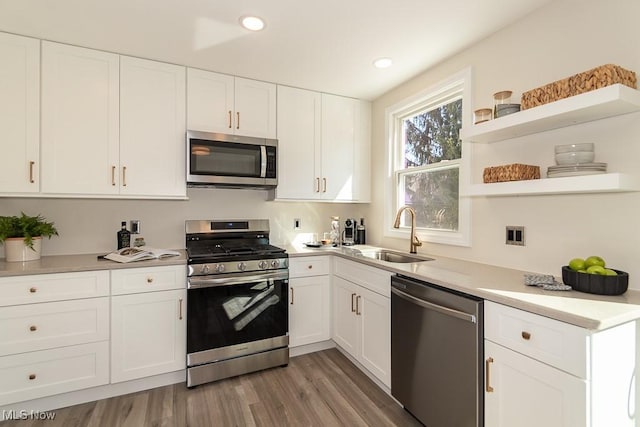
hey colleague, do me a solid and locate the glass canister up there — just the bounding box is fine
[330,216,340,247]
[474,108,493,124]
[493,90,513,118]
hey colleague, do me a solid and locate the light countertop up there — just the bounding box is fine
[2,245,640,331]
[285,244,640,331]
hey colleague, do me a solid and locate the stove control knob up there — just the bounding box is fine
[200,265,210,275]
[215,264,225,273]
[237,262,247,272]
[271,259,280,268]
[258,260,269,270]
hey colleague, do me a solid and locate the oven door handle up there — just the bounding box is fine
[188,270,289,289]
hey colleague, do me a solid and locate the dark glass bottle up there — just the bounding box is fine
[356,218,366,245]
[117,221,131,249]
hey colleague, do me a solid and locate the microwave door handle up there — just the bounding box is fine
[260,145,267,178]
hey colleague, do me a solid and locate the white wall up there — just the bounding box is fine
[0,190,367,256]
[369,0,640,289]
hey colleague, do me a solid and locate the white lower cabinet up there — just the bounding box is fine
[485,301,637,427]
[288,256,331,347]
[110,266,187,383]
[332,259,391,387]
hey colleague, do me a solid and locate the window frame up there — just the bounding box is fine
[384,67,473,247]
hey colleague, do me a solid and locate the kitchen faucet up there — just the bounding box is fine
[393,206,422,254]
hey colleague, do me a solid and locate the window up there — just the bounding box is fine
[385,69,471,246]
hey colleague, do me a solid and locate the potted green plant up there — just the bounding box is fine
[0,212,59,262]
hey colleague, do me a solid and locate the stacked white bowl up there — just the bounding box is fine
[554,143,594,165]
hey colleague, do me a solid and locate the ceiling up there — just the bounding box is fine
[0,0,553,100]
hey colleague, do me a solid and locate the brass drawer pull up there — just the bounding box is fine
[290,288,295,305]
[179,298,183,320]
[521,331,531,340]
[315,177,320,193]
[236,112,240,129]
[486,357,494,392]
[29,287,37,293]
[351,293,356,313]
[29,325,37,332]
[356,295,361,316]
[228,110,232,128]
[111,166,116,186]
[122,166,127,187]
[29,374,36,380]
[322,177,327,193]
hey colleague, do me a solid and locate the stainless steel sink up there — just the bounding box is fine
[358,249,433,264]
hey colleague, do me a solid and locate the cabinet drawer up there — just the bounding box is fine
[333,257,392,297]
[289,256,330,278]
[0,271,109,307]
[485,301,589,379]
[0,298,109,356]
[111,265,186,295]
[0,341,109,406]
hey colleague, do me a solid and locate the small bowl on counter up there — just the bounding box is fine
[561,266,628,295]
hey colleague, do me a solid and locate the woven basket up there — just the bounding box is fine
[521,64,637,110]
[483,164,540,183]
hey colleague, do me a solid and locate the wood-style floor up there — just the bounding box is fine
[1,349,421,427]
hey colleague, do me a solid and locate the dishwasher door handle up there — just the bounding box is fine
[391,286,477,324]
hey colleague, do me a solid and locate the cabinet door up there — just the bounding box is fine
[41,41,119,195]
[332,276,359,357]
[187,68,234,134]
[234,77,276,138]
[359,286,390,387]
[276,85,322,199]
[485,340,587,427]
[321,93,356,200]
[111,289,186,383]
[0,33,40,194]
[289,275,330,347]
[120,56,186,197]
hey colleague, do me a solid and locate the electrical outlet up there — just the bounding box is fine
[294,218,301,230]
[130,220,141,234]
[506,226,525,246]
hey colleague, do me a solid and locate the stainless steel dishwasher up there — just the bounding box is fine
[391,274,483,427]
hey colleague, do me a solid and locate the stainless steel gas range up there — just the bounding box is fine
[185,219,289,387]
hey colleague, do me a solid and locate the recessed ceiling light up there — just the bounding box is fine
[240,16,265,31]
[373,57,393,69]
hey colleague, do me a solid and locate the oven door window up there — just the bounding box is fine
[190,139,262,178]
[187,277,288,354]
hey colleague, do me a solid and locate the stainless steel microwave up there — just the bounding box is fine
[186,130,278,189]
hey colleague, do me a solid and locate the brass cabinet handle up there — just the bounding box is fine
[111,166,116,186]
[29,325,37,332]
[29,287,37,293]
[122,166,127,187]
[322,178,327,193]
[356,295,361,315]
[29,374,36,380]
[486,357,494,392]
[179,298,183,320]
[146,277,154,284]
[290,288,295,305]
[29,161,35,183]
[236,112,240,129]
[315,178,320,193]
[351,293,356,313]
[521,331,531,340]
[228,110,232,128]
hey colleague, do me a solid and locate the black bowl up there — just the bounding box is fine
[561,266,629,295]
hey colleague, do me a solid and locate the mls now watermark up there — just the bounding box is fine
[2,410,56,421]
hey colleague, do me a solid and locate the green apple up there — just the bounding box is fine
[585,256,606,269]
[603,269,618,276]
[568,258,586,271]
[577,269,588,273]
[586,265,606,275]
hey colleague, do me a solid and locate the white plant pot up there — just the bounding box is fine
[4,236,42,262]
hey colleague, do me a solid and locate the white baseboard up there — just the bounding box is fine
[290,340,335,357]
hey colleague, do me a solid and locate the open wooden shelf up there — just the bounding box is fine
[461,84,640,143]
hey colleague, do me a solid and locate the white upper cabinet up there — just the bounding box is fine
[187,69,276,138]
[276,86,371,202]
[276,85,322,199]
[0,33,40,194]
[119,56,186,198]
[41,41,120,195]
